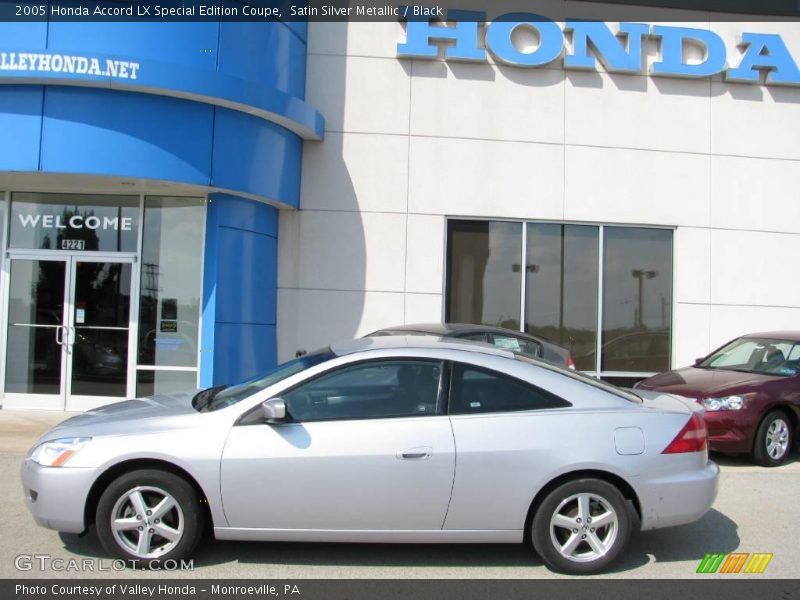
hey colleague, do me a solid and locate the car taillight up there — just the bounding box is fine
[662,413,707,454]
[566,354,576,370]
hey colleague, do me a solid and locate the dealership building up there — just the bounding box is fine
[0,5,798,411]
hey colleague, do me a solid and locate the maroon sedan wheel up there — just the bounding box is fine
[752,411,793,467]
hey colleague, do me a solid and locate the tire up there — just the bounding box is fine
[752,410,793,467]
[95,469,205,565]
[531,478,632,575]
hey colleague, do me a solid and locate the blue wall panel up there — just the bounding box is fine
[201,193,279,387]
[219,22,307,99]
[215,194,279,236]
[0,86,43,171]
[0,22,47,47]
[214,324,277,386]
[41,87,214,184]
[211,107,302,206]
[46,22,220,70]
[215,227,277,325]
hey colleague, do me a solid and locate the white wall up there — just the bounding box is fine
[277,16,800,366]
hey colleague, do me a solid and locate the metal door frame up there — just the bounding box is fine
[1,250,138,410]
[64,253,137,412]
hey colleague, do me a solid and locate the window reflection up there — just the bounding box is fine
[136,370,198,397]
[137,197,204,369]
[525,224,598,371]
[601,228,672,373]
[446,220,521,330]
[446,220,673,375]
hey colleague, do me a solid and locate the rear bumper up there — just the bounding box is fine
[637,460,719,531]
[20,459,96,534]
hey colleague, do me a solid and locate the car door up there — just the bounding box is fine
[442,360,572,531]
[220,359,456,531]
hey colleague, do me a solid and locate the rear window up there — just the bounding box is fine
[450,363,570,415]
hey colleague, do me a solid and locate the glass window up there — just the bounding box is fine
[601,228,672,373]
[137,197,205,368]
[489,334,542,359]
[9,193,138,252]
[525,223,598,370]
[136,370,198,398]
[203,349,335,411]
[449,363,569,415]
[282,360,443,422]
[459,332,488,343]
[446,220,522,330]
[445,220,673,376]
[700,338,800,377]
[5,259,66,394]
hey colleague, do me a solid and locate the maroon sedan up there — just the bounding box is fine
[636,332,800,466]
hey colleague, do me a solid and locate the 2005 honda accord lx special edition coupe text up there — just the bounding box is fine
[22,337,719,574]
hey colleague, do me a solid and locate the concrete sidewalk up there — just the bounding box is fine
[0,409,77,454]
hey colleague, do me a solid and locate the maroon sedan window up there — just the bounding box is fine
[699,338,800,377]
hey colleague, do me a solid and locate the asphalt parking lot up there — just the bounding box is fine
[0,410,797,579]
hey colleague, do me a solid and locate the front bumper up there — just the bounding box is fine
[638,460,720,531]
[704,410,759,454]
[20,459,97,534]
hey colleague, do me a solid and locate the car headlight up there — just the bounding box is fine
[703,394,754,411]
[29,437,91,467]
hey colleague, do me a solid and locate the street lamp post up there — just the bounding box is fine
[631,269,658,329]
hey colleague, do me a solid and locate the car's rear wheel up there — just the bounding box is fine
[752,410,793,467]
[532,478,631,574]
[96,469,204,565]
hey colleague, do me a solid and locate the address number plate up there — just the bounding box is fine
[61,239,86,250]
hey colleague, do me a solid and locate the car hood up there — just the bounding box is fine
[637,366,772,397]
[35,389,202,443]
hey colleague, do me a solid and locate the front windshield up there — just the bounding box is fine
[195,348,335,412]
[698,338,800,377]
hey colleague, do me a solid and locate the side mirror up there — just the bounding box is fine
[261,398,287,423]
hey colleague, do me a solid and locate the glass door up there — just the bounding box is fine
[3,256,69,409]
[66,257,134,411]
[2,254,135,410]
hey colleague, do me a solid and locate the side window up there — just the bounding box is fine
[283,360,442,422]
[489,334,543,359]
[450,363,570,415]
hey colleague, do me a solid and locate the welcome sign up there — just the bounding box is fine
[397,14,800,86]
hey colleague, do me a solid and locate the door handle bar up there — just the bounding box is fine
[398,446,433,460]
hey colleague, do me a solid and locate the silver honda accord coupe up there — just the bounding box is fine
[21,336,719,574]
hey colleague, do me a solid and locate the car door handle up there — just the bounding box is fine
[399,447,432,460]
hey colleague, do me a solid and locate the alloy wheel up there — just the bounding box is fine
[766,418,790,460]
[110,485,185,559]
[549,492,619,563]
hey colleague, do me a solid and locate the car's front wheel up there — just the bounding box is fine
[752,410,793,467]
[95,469,204,565]
[531,478,632,574]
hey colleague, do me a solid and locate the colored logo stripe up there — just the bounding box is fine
[720,553,749,573]
[744,553,773,574]
[697,553,726,573]
[696,552,772,574]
